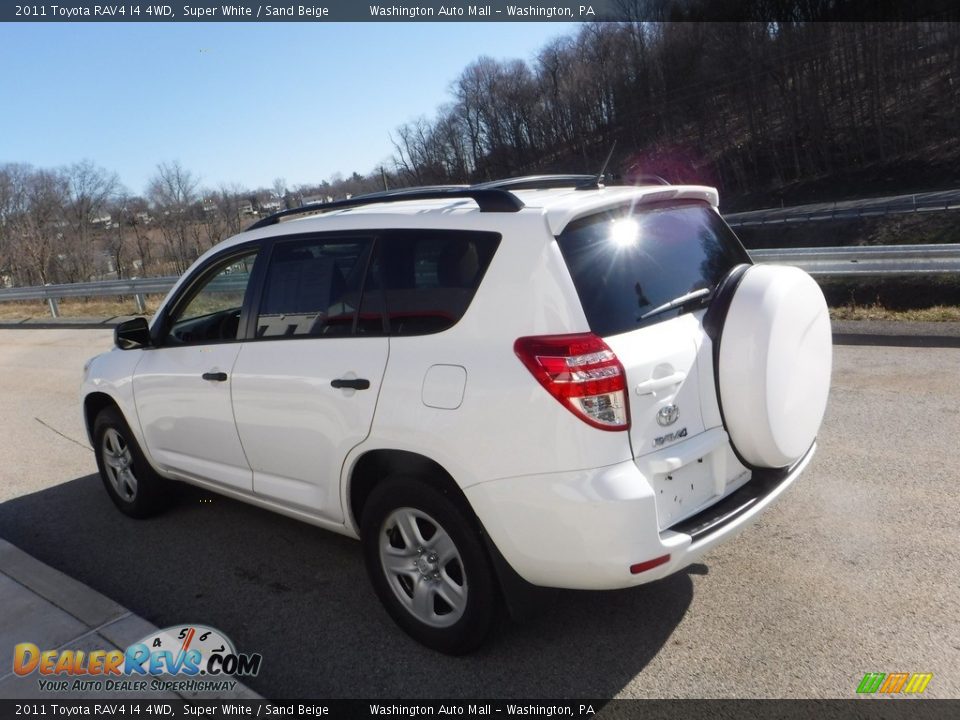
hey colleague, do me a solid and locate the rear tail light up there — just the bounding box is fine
[514,333,630,431]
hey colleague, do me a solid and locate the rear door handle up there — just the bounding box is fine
[202,372,228,382]
[331,378,370,390]
[634,371,686,396]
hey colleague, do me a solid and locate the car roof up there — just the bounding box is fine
[219,183,720,254]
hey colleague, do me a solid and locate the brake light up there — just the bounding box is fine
[514,333,630,431]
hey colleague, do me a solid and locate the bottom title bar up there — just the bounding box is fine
[2,700,959,720]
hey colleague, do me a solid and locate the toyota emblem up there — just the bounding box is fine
[656,404,680,426]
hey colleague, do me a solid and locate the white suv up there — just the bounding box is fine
[81,175,832,654]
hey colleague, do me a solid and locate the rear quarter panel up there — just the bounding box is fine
[342,211,636,528]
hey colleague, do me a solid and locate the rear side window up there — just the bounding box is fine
[256,238,372,338]
[360,230,500,336]
[556,202,749,337]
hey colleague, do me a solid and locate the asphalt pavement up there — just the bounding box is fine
[0,327,957,699]
[0,538,260,700]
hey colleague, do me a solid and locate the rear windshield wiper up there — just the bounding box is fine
[639,288,712,321]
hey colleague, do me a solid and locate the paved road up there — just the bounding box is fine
[0,328,105,504]
[0,329,958,699]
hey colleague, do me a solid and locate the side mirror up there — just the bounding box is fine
[115,317,151,350]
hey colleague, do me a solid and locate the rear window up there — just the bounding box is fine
[556,202,749,337]
[256,237,371,338]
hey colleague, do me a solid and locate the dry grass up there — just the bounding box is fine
[0,297,162,321]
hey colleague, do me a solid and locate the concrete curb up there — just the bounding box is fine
[831,319,960,337]
[831,319,960,348]
[832,333,960,348]
[0,538,262,700]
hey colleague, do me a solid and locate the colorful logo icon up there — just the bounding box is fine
[856,672,933,695]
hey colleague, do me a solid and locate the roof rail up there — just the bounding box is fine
[360,184,470,196]
[632,174,670,186]
[471,174,600,191]
[247,186,523,230]
[475,173,669,190]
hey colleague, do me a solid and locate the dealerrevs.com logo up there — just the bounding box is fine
[13,624,262,694]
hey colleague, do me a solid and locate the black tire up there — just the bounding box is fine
[361,476,498,654]
[93,406,169,518]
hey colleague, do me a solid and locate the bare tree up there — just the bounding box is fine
[58,160,119,282]
[103,192,135,279]
[0,164,32,285]
[125,196,154,276]
[63,160,118,243]
[19,169,69,285]
[272,177,287,204]
[148,161,199,274]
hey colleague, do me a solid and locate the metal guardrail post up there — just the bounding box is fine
[47,298,59,318]
[134,294,146,314]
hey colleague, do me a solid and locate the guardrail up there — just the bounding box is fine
[0,277,178,317]
[725,194,960,226]
[750,244,960,277]
[0,274,251,317]
[1,244,959,317]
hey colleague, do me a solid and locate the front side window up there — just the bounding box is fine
[255,238,372,338]
[557,202,749,337]
[166,251,257,345]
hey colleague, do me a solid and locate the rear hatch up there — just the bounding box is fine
[555,200,753,530]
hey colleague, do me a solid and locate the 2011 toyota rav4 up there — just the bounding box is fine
[81,175,832,654]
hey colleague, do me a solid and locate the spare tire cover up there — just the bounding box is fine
[716,264,832,469]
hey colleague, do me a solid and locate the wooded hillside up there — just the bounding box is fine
[392,21,960,209]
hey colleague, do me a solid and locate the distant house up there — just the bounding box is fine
[301,194,333,207]
[260,199,283,214]
[238,200,255,215]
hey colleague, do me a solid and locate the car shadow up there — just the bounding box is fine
[0,475,697,699]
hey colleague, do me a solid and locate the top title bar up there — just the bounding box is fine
[3,0,958,22]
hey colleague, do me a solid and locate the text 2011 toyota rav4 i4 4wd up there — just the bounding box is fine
[81,176,831,654]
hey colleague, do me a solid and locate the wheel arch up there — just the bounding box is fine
[83,391,121,447]
[347,449,473,536]
[346,447,551,621]
[83,390,158,474]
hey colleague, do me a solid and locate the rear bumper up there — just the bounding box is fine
[465,442,815,590]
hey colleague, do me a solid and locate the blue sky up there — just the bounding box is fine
[0,22,578,195]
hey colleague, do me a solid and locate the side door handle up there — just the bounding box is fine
[331,378,370,390]
[202,372,228,382]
